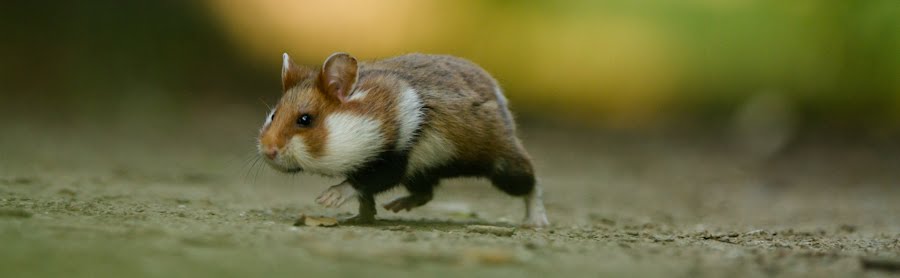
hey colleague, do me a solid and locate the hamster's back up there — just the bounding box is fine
[361,54,501,107]
[363,54,519,170]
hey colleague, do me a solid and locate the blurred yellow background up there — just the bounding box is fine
[205,0,899,130]
[1,0,898,133]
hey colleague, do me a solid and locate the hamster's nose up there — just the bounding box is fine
[264,148,278,160]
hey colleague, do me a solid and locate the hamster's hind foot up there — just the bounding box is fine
[383,193,433,213]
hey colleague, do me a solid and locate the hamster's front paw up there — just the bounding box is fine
[316,181,357,208]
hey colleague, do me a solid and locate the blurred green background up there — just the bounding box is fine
[1,0,898,137]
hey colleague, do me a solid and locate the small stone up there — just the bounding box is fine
[466,225,515,237]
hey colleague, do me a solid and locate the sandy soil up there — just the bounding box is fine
[1,120,899,278]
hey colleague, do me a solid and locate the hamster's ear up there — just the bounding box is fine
[318,52,358,103]
[282,53,307,92]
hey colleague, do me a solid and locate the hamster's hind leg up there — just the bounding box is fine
[490,151,549,228]
[383,175,437,212]
[339,191,376,224]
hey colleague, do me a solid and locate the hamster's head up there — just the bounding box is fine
[258,52,386,177]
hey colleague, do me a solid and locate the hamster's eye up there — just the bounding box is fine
[297,114,313,127]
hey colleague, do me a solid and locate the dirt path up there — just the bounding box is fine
[1,123,898,277]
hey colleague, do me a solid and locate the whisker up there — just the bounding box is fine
[245,156,261,184]
[259,98,272,110]
[253,157,265,184]
[239,152,257,167]
[240,135,263,184]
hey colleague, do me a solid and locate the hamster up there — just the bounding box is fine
[258,52,549,227]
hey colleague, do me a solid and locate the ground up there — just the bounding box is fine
[0,119,898,278]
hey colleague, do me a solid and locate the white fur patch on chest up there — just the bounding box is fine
[405,129,456,176]
[323,112,386,175]
[286,112,385,176]
[395,87,424,151]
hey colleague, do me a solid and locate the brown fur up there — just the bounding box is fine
[260,81,339,159]
[361,54,531,177]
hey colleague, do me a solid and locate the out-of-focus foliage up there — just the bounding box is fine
[1,1,266,126]
[206,0,899,130]
[2,0,897,132]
